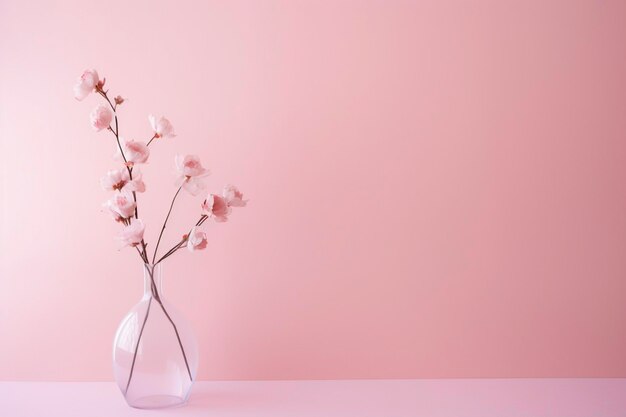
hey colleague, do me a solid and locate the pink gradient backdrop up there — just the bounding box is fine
[1,0,626,381]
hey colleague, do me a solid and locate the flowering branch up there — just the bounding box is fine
[74,68,247,391]
[98,89,149,261]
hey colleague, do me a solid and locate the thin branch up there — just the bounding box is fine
[154,215,208,265]
[99,90,116,111]
[152,186,183,264]
[146,134,158,147]
[156,242,185,265]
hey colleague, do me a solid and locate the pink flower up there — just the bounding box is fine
[223,184,246,207]
[175,154,209,177]
[175,154,210,195]
[126,169,146,192]
[104,192,136,219]
[117,138,150,165]
[201,194,231,222]
[90,104,113,132]
[73,69,99,100]
[119,219,145,247]
[186,227,208,252]
[101,169,128,191]
[104,205,125,223]
[101,168,145,193]
[149,115,176,139]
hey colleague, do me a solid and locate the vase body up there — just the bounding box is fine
[113,263,198,409]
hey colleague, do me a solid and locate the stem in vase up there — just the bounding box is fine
[124,297,152,395]
[124,264,193,393]
[147,266,193,380]
[154,297,193,380]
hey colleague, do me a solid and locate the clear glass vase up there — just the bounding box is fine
[113,263,198,409]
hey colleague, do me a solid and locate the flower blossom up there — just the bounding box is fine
[104,205,125,223]
[119,219,145,247]
[90,104,113,132]
[175,154,210,195]
[201,194,231,222]
[149,115,176,139]
[101,168,145,193]
[186,227,208,251]
[104,192,136,219]
[223,184,246,207]
[116,138,150,165]
[73,69,100,100]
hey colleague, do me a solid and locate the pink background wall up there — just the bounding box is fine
[2,0,626,381]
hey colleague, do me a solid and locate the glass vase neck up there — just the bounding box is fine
[143,263,163,298]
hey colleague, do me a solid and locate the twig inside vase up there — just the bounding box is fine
[124,296,152,395]
[154,297,193,380]
[145,263,192,380]
[125,264,194,392]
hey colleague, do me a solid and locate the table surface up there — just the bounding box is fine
[1,379,625,417]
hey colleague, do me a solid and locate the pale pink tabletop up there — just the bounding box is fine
[1,379,625,417]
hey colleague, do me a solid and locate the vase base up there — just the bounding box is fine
[128,394,187,409]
